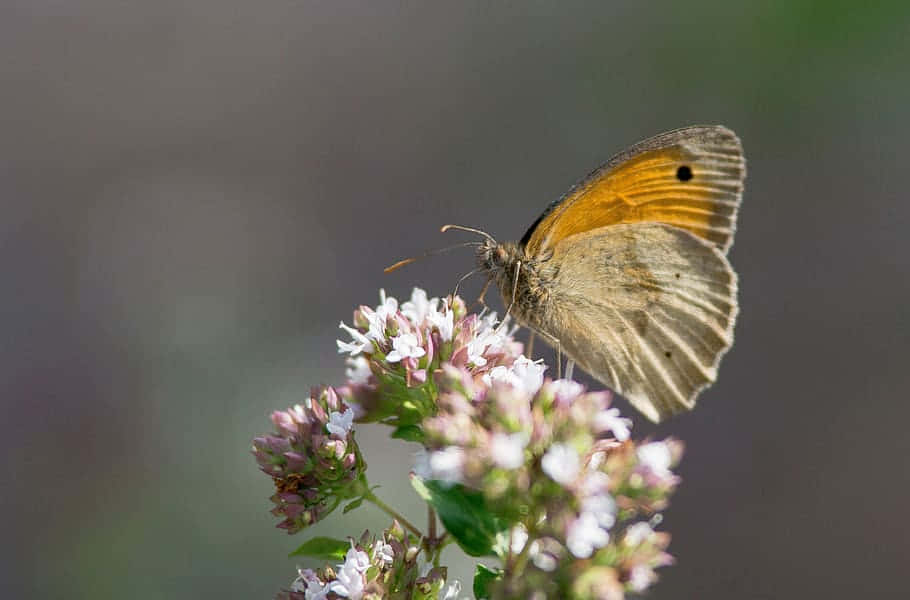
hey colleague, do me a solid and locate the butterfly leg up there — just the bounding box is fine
[452,269,489,299]
[495,260,521,335]
[472,277,493,312]
[532,329,562,378]
[565,359,575,381]
[526,331,536,359]
[556,339,562,379]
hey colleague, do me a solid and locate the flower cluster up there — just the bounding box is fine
[252,386,367,533]
[419,363,682,597]
[254,287,685,599]
[336,289,523,431]
[495,517,675,599]
[277,522,463,600]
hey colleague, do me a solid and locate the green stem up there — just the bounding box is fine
[508,518,539,575]
[364,490,423,538]
[510,537,534,574]
[431,533,452,567]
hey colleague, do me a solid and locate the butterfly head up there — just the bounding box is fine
[476,239,521,275]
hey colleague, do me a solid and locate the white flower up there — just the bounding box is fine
[549,379,585,402]
[496,525,553,571]
[581,492,617,529]
[291,568,329,600]
[350,290,399,345]
[494,524,538,558]
[532,549,557,572]
[326,408,355,437]
[290,568,314,592]
[343,544,371,572]
[541,443,580,485]
[510,355,546,393]
[481,365,510,386]
[344,356,372,385]
[466,331,502,366]
[337,322,371,356]
[372,539,394,566]
[428,446,465,483]
[579,471,616,528]
[376,289,399,320]
[427,307,454,341]
[489,432,527,469]
[328,546,370,600]
[479,311,500,333]
[566,511,610,558]
[623,522,655,546]
[305,585,330,600]
[328,564,364,599]
[361,308,389,342]
[637,442,673,476]
[401,288,437,323]
[385,332,426,363]
[594,407,632,441]
[627,564,656,592]
[467,313,506,366]
[482,355,546,394]
[509,524,529,554]
[466,336,490,366]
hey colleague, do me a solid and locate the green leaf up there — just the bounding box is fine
[357,378,434,427]
[390,424,424,443]
[410,476,508,557]
[289,536,349,560]
[342,496,365,513]
[473,564,502,599]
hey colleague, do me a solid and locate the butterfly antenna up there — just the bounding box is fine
[440,224,497,244]
[384,241,479,273]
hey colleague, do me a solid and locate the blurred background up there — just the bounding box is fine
[2,2,908,598]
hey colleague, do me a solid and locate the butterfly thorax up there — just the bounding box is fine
[476,240,552,328]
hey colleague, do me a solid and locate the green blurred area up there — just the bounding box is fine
[2,1,908,598]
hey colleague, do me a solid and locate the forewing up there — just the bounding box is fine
[541,222,738,422]
[522,125,745,256]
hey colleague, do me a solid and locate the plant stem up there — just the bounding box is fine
[428,506,437,541]
[511,537,534,574]
[508,519,539,575]
[364,491,423,538]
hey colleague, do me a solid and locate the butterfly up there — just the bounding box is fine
[466,125,744,422]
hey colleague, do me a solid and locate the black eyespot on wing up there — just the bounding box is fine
[676,165,693,181]
[664,351,672,358]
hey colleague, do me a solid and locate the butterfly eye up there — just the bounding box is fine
[494,247,508,263]
[676,165,693,181]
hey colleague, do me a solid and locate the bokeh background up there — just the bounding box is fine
[2,2,908,598]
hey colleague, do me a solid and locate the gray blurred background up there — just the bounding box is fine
[2,2,908,598]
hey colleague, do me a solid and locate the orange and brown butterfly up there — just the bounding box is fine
[462,125,745,423]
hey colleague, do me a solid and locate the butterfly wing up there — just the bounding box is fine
[535,222,738,422]
[522,125,744,256]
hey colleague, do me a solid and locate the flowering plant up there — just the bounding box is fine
[253,288,683,599]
